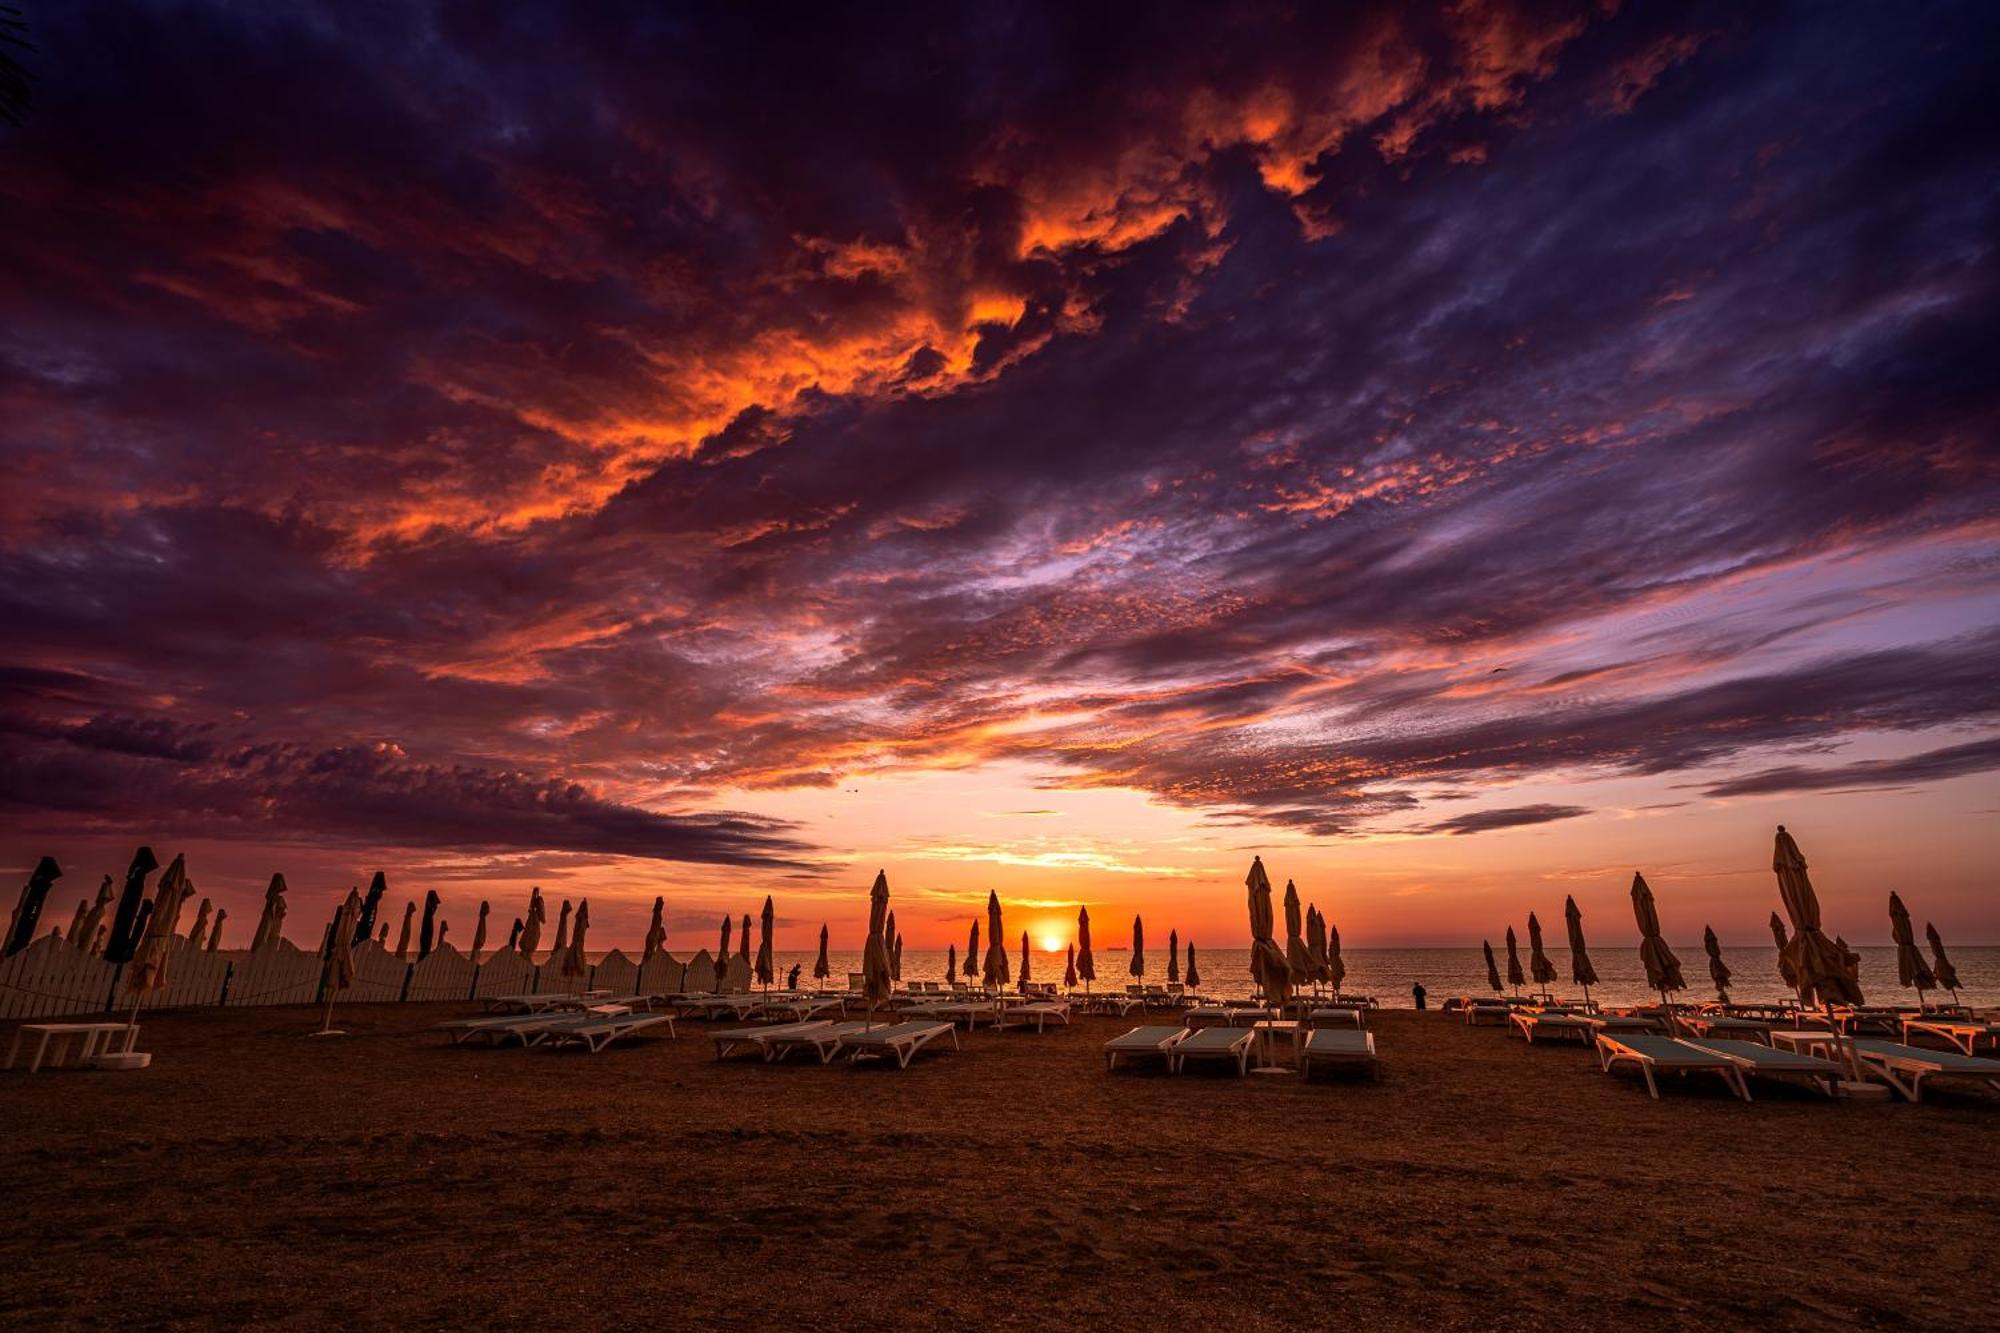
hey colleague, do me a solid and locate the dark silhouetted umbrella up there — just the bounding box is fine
[1076,907,1095,992]
[1703,925,1731,1003]
[1283,881,1311,990]
[862,871,892,1021]
[418,889,441,960]
[1527,912,1557,1000]
[4,855,60,956]
[507,918,523,953]
[1564,896,1597,1004]
[104,846,158,964]
[1768,912,1798,993]
[983,891,1009,987]
[1888,892,1934,1004]
[251,874,290,952]
[1326,921,1346,994]
[1504,926,1525,994]
[1129,916,1144,981]
[886,910,898,982]
[756,895,776,989]
[965,920,980,980]
[815,923,832,983]
[185,897,212,952]
[518,888,544,956]
[394,901,416,959]
[124,853,194,1026]
[353,871,387,946]
[471,901,490,964]
[1167,928,1180,985]
[643,897,665,961]
[1019,930,1031,992]
[1064,943,1077,990]
[1246,857,1290,1007]
[1926,922,1960,1003]
[76,876,114,955]
[1184,941,1201,990]
[1482,940,1503,994]
[206,908,226,952]
[561,899,589,979]
[1773,826,1862,1009]
[317,889,361,1037]
[1630,872,1686,1032]
[551,899,573,957]
[944,941,956,986]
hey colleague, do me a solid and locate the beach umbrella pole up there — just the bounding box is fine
[311,991,344,1038]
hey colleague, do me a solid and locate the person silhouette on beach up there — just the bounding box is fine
[1412,981,1427,1010]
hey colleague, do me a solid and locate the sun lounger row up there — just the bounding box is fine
[1594,1033,2000,1104]
[438,1011,675,1051]
[711,1019,958,1068]
[1102,1024,1378,1079]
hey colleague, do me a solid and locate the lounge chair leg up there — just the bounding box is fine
[1642,1065,1660,1099]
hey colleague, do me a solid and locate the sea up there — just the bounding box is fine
[680,945,1999,1009]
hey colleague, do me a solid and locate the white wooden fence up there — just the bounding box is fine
[0,933,747,1021]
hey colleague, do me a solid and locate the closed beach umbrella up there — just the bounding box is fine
[471,901,490,964]
[1246,857,1291,1007]
[738,913,752,965]
[552,899,573,957]
[353,871,387,946]
[1504,927,1525,994]
[418,889,441,960]
[518,889,545,956]
[755,895,775,989]
[1305,907,1327,986]
[1326,921,1346,994]
[506,918,523,952]
[1184,941,1201,990]
[1167,928,1180,985]
[886,910,899,982]
[124,854,194,1020]
[75,876,114,954]
[206,908,226,952]
[944,941,956,986]
[643,897,666,961]
[713,949,729,992]
[1703,926,1732,1003]
[1926,923,1960,1003]
[104,846,158,965]
[561,899,589,979]
[1064,944,1077,990]
[983,891,1009,987]
[1563,896,1598,1003]
[718,914,733,961]
[965,921,980,980]
[1019,931,1031,992]
[4,856,60,956]
[1768,912,1798,993]
[437,920,449,950]
[1482,940,1503,994]
[1887,893,1934,1003]
[394,901,416,959]
[1076,907,1096,992]
[66,897,90,948]
[1129,916,1144,981]
[861,870,893,1018]
[1630,872,1686,1033]
[815,924,832,982]
[1527,912,1557,1000]
[1283,882,1311,989]
[252,874,290,952]
[317,888,361,1036]
[1773,826,1863,1010]
[185,897,212,951]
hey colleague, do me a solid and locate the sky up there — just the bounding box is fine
[2,2,1996,954]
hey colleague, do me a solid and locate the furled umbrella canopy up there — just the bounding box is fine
[718,914,733,961]
[4,855,60,956]
[418,889,441,960]
[1245,857,1291,1007]
[104,846,158,965]
[1563,895,1598,998]
[1773,826,1863,1008]
[506,918,523,953]
[1527,912,1558,998]
[1887,893,1934,998]
[323,887,361,1028]
[983,891,1010,986]
[561,899,590,979]
[125,853,194,1001]
[1482,940,1503,994]
[518,889,545,956]
[1128,916,1144,980]
[1326,921,1346,994]
[353,871,387,946]
[1926,923,1961,1001]
[738,913,752,965]
[394,901,416,959]
[1184,941,1201,990]
[1630,874,1686,993]
[1504,927,1526,993]
[1305,907,1328,985]
[1076,907,1096,989]
[1019,930,1031,992]
[75,875,114,954]
[471,901,490,964]
[964,920,980,980]
[206,909,226,952]
[943,941,955,985]
[66,897,89,948]
[886,911,898,981]
[643,897,666,961]
[1064,944,1077,990]
[755,895,776,988]
[1167,928,1180,985]
[1703,926,1732,1003]
[436,920,449,950]
[815,924,832,982]
[185,897,212,952]
[1768,912,1798,990]
[861,870,893,1013]
[551,899,573,957]
[1283,881,1311,988]
[251,874,290,952]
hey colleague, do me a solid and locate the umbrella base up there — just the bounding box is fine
[90,1051,151,1071]
[307,1028,347,1038]
[1835,1080,1890,1100]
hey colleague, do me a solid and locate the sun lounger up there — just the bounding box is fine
[1169,1026,1257,1075]
[1851,1039,2000,1103]
[837,1021,959,1068]
[1305,1007,1365,1030]
[1594,1034,1749,1101]
[997,1000,1071,1033]
[1082,994,1144,1017]
[482,993,583,1014]
[1899,1018,2000,1056]
[531,1011,674,1052]
[757,1020,872,1064]
[1510,1012,1597,1044]
[935,999,1001,1028]
[1682,1038,1842,1097]
[1103,1026,1190,1071]
[1585,1014,1661,1036]
[1681,1015,1771,1042]
[1301,1028,1378,1080]
[1462,999,1511,1026]
[439,1014,563,1046]
[712,1020,836,1061]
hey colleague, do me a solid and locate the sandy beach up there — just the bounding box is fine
[4,1004,1995,1331]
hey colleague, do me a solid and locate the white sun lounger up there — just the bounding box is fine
[482,992,585,1014]
[1899,1019,2000,1057]
[761,995,846,1022]
[439,1014,563,1046]
[1509,1012,1596,1045]
[761,1020,872,1064]
[1304,1007,1365,1030]
[530,1011,675,1052]
[1301,1028,1378,1080]
[1103,1025,1189,1071]
[837,1021,959,1068]
[1852,1039,2000,1103]
[1683,1038,1842,1097]
[1680,1015,1772,1042]
[712,1020,836,1061]
[1170,1026,1256,1075]
[997,1001,1071,1033]
[1595,1034,1749,1101]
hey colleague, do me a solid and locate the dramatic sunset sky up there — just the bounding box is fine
[2,3,1996,951]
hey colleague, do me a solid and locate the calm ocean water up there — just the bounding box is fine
[691,945,1998,1009]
